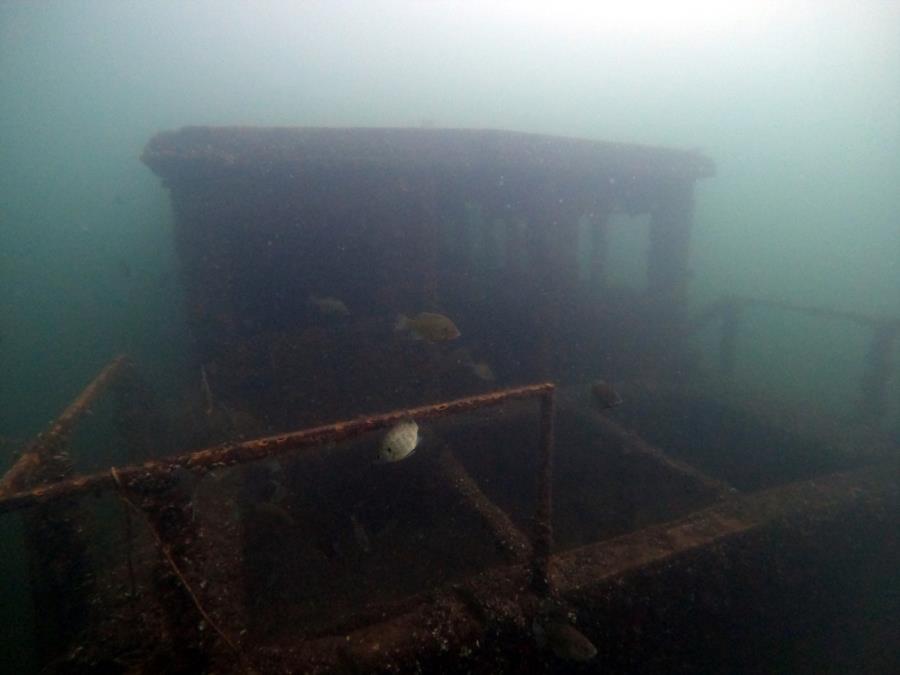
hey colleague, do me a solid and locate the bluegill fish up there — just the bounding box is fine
[377,420,419,463]
[470,361,496,381]
[395,312,460,342]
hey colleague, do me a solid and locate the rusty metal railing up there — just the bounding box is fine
[690,294,900,421]
[0,383,555,516]
[0,355,135,665]
[0,379,558,671]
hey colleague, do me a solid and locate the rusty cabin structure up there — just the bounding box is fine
[141,126,712,427]
[1,128,897,673]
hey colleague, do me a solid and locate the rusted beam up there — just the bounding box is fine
[0,383,555,515]
[566,401,737,500]
[553,456,900,593]
[0,354,131,496]
[435,445,532,563]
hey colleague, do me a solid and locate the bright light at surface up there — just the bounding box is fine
[495,0,781,38]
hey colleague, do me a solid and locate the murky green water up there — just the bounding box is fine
[2,3,898,672]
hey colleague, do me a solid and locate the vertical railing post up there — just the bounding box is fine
[22,477,91,667]
[531,387,556,597]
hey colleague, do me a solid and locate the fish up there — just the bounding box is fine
[470,361,496,382]
[533,619,598,662]
[377,420,419,463]
[395,312,460,342]
[308,294,350,316]
[591,379,623,410]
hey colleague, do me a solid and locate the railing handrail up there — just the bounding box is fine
[0,383,555,516]
[693,294,900,331]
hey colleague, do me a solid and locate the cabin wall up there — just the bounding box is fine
[163,162,701,429]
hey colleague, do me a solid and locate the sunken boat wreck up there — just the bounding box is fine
[2,127,898,673]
